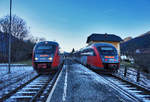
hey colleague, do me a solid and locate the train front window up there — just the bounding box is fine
[97,46,117,56]
[35,45,56,54]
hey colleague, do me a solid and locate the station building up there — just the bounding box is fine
[86,33,123,55]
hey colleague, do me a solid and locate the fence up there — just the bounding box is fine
[118,64,150,88]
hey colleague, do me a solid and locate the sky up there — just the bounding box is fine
[0,0,150,51]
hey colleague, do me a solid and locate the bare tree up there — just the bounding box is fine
[31,37,46,43]
[0,15,33,62]
[0,15,28,40]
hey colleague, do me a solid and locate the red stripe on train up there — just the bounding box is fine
[52,46,60,68]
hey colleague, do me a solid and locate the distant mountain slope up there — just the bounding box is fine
[120,31,150,54]
[122,37,132,42]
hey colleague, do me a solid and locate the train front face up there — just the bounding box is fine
[97,45,119,71]
[32,41,59,73]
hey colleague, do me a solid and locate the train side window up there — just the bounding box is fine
[80,49,91,56]
[93,50,96,56]
[80,48,96,56]
[88,49,96,56]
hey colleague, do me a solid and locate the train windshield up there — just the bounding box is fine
[35,45,56,54]
[97,46,117,56]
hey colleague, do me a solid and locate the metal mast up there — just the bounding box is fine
[8,0,12,73]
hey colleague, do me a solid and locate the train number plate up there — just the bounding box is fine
[40,58,47,60]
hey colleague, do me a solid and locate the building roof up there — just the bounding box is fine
[86,33,123,43]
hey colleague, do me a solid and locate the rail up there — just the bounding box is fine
[30,61,64,102]
[75,58,150,89]
[0,74,39,101]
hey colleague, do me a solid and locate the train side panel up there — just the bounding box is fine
[87,47,104,69]
[52,47,60,68]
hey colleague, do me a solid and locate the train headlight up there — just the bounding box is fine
[48,57,53,61]
[35,57,38,60]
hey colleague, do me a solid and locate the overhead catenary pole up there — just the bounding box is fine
[8,0,12,73]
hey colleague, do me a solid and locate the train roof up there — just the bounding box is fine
[86,33,123,43]
[36,41,59,46]
[79,43,115,52]
[91,42,115,47]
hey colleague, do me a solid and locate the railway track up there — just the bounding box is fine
[113,73,150,101]
[4,75,53,102]
[0,61,64,102]
[96,73,150,102]
[0,71,37,99]
[0,74,39,102]
[74,59,150,102]
[0,71,35,91]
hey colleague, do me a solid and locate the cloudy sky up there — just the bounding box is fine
[0,0,150,51]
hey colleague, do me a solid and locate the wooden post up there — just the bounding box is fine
[136,68,140,82]
[124,66,127,77]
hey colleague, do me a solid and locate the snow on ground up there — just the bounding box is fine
[0,65,37,98]
[49,60,134,102]
[0,65,36,81]
[0,64,26,65]
[0,65,33,76]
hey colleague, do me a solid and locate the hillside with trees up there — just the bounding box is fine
[0,15,45,63]
[121,31,150,54]
[120,31,150,72]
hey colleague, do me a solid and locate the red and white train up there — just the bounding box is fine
[32,41,62,74]
[75,43,120,72]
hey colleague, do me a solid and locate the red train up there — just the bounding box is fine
[32,41,62,74]
[75,43,120,72]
